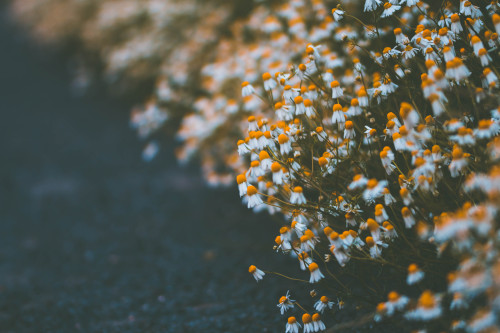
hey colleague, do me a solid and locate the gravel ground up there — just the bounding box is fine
[0,8,301,332]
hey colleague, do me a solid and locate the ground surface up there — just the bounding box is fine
[0,7,303,333]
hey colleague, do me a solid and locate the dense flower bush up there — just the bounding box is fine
[10,0,243,163]
[229,1,500,331]
[11,0,500,331]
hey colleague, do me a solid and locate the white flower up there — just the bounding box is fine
[248,265,265,282]
[362,179,388,203]
[332,8,344,21]
[407,264,425,285]
[364,0,382,12]
[331,80,343,99]
[331,104,346,127]
[278,134,293,155]
[286,317,301,333]
[241,81,255,97]
[344,121,355,139]
[312,313,326,331]
[271,162,285,185]
[381,3,400,17]
[277,291,295,315]
[308,263,325,283]
[314,296,335,313]
[236,174,248,197]
[290,186,307,205]
[386,292,409,315]
[405,291,442,321]
[246,185,263,208]
[262,72,276,91]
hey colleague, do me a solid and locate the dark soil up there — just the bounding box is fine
[0,7,301,333]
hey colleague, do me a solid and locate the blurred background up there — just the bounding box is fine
[0,2,296,332]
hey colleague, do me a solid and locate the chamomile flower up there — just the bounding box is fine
[236,173,248,197]
[271,164,285,186]
[383,221,398,239]
[494,13,500,33]
[322,69,335,86]
[277,291,295,315]
[302,314,314,333]
[290,186,307,205]
[400,187,413,205]
[450,14,464,34]
[366,236,387,258]
[394,28,409,44]
[331,103,346,127]
[386,291,409,315]
[241,81,255,97]
[348,174,368,190]
[330,244,350,267]
[461,0,482,18]
[471,36,485,56]
[402,0,418,6]
[380,147,395,174]
[237,139,251,155]
[407,264,425,285]
[405,290,442,321]
[314,296,335,313]
[296,251,312,271]
[401,207,415,228]
[363,178,388,203]
[248,160,265,178]
[294,96,306,115]
[312,313,326,331]
[348,98,362,116]
[367,218,382,241]
[278,134,293,155]
[394,64,405,78]
[308,262,325,283]
[381,2,400,18]
[280,226,292,243]
[275,102,294,122]
[403,45,418,60]
[483,68,499,87]
[306,84,319,100]
[449,147,468,177]
[262,72,277,91]
[292,220,307,237]
[374,302,387,322]
[304,99,316,118]
[475,119,500,139]
[331,8,344,21]
[330,80,343,99]
[276,235,293,252]
[286,316,301,333]
[344,121,355,139]
[345,212,356,227]
[399,102,419,129]
[478,48,491,66]
[248,265,265,282]
[429,94,445,117]
[357,88,369,107]
[364,0,382,12]
[246,185,263,208]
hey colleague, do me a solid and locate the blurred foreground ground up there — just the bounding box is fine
[0,7,296,332]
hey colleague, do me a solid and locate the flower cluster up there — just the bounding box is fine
[232,0,500,331]
[10,0,236,163]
